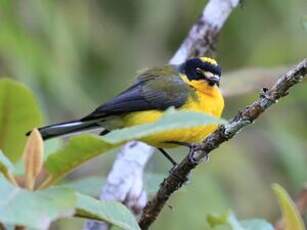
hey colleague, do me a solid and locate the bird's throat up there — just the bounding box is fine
[180,75,219,96]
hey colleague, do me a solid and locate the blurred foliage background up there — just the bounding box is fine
[0,0,306,229]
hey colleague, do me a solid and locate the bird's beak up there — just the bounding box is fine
[204,72,220,86]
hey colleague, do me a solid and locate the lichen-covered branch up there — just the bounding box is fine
[84,0,240,229]
[170,0,240,64]
[139,59,307,229]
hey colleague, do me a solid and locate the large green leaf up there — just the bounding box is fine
[0,79,42,162]
[45,109,224,184]
[60,176,106,197]
[60,173,165,197]
[272,184,305,230]
[0,176,76,229]
[102,108,225,144]
[45,135,117,184]
[76,193,140,230]
[144,173,166,194]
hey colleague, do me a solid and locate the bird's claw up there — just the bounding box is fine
[187,143,200,164]
[187,143,209,164]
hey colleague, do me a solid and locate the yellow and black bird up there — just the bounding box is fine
[36,57,224,164]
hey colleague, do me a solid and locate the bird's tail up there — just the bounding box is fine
[31,120,101,140]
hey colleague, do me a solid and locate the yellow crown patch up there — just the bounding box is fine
[200,57,218,65]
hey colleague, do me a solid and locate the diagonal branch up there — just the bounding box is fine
[139,59,307,229]
[170,0,240,64]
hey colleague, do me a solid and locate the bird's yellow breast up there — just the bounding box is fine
[122,76,224,148]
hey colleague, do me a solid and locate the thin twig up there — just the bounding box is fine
[139,59,307,229]
[84,1,240,230]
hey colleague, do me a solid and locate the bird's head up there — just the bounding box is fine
[179,57,222,87]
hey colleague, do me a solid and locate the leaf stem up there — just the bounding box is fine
[6,172,18,186]
[36,175,53,190]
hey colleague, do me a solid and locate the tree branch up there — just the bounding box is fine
[170,0,240,64]
[139,59,307,229]
[84,0,240,229]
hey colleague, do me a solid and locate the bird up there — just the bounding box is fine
[33,57,224,165]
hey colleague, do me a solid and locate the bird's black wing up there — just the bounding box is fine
[81,65,191,121]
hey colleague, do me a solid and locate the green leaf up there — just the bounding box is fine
[144,173,166,194]
[45,135,117,184]
[207,211,230,228]
[60,173,165,197]
[207,211,273,230]
[241,219,273,230]
[207,211,244,229]
[272,184,305,230]
[0,176,76,229]
[0,78,42,162]
[0,150,14,178]
[102,108,225,144]
[60,176,105,197]
[76,193,140,230]
[44,138,62,160]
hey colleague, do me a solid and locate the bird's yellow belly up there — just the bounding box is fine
[121,89,224,148]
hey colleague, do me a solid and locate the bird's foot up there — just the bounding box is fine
[186,143,209,165]
[164,141,201,164]
[162,141,209,183]
[158,148,177,166]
